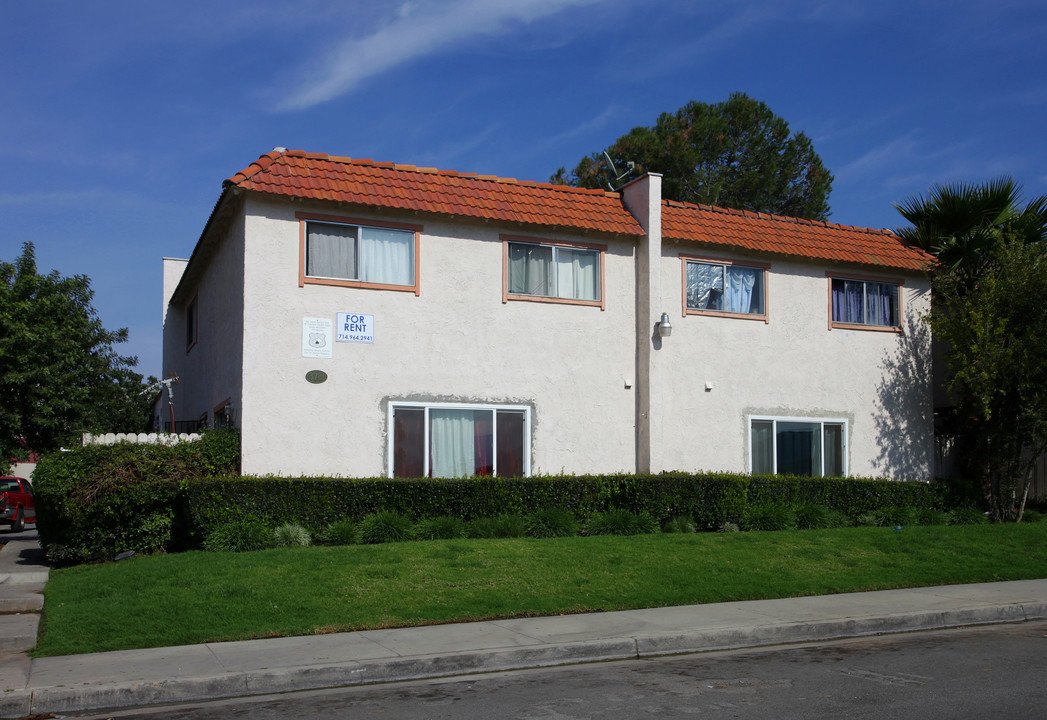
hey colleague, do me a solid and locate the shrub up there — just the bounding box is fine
[358,511,414,543]
[322,521,359,545]
[273,523,312,547]
[32,429,241,564]
[1021,509,1043,523]
[468,515,527,539]
[526,508,580,538]
[949,507,989,525]
[661,516,696,533]
[717,521,740,533]
[853,512,880,527]
[914,508,950,526]
[741,503,797,531]
[412,516,467,541]
[877,506,915,528]
[794,503,833,530]
[583,509,658,536]
[826,509,851,528]
[204,519,273,552]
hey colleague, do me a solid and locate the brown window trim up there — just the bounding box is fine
[680,254,770,323]
[826,271,904,333]
[297,212,422,296]
[501,234,606,310]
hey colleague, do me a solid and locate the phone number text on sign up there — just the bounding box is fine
[336,312,374,344]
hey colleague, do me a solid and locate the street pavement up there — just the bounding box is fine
[1,528,1046,719]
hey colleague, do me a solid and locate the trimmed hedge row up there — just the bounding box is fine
[30,426,973,566]
[183,472,961,538]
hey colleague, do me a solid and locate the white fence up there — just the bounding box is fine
[81,432,202,446]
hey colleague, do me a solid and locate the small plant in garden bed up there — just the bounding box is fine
[582,509,658,536]
[469,514,527,539]
[949,507,989,525]
[413,516,467,540]
[358,511,414,543]
[741,503,797,531]
[526,508,579,538]
[204,519,274,552]
[273,524,312,547]
[322,521,359,546]
[793,503,833,530]
[661,516,696,533]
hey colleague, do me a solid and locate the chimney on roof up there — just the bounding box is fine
[273,147,287,153]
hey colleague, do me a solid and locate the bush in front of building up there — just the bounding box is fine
[31,429,240,565]
[182,471,955,540]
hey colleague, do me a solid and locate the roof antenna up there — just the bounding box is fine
[602,151,635,191]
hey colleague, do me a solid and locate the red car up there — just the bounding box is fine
[0,476,35,532]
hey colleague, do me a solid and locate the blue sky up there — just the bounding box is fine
[3,0,1046,378]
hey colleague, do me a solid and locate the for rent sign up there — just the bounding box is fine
[337,312,374,344]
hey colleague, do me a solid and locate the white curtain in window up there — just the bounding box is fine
[359,227,413,286]
[508,244,554,296]
[430,409,475,478]
[307,224,356,279]
[556,248,599,301]
[751,420,774,474]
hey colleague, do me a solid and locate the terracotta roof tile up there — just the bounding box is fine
[226,150,644,237]
[661,199,932,272]
[225,150,930,272]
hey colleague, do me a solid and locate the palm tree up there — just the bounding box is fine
[895,177,1047,288]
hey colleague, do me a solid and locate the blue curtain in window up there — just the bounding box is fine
[832,279,863,323]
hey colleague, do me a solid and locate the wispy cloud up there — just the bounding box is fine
[276,0,603,111]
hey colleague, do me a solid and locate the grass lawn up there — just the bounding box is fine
[36,523,1047,657]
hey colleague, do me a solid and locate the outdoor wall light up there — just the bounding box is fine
[657,312,673,337]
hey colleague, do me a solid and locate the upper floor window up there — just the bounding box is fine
[684,257,768,320]
[829,275,901,330]
[297,212,421,295]
[503,235,604,309]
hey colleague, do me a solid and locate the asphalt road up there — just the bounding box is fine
[78,621,1047,720]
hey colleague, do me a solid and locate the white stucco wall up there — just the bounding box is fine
[238,196,639,477]
[655,245,934,479]
[161,216,246,432]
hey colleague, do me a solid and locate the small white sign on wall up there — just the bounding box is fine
[337,312,374,344]
[302,317,333,358]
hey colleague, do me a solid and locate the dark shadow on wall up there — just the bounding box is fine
[873,307,934,478]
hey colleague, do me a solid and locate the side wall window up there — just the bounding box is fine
[750,417,847,477]
[683,257,769,320]
[828,274,902,330]
[297,212,422,295]
[185,295,198,352]
[390,403,530,478]
[502,235,605,309]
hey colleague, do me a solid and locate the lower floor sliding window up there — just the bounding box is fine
[390,403,530,478]
[750,417,846,477]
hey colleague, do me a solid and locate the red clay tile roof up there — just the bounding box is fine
[226,149,646,237]
[662,199,932,272]
[223,150,931,272]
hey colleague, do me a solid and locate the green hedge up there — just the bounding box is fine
[183,471,955,537]
[32,429,240,565]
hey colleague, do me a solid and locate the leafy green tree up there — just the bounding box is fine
[927,240,1047,522]
[0,242,150,469]
[897,179,1047,521]
[553,93,834,220]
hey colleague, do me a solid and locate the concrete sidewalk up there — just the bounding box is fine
[1,533,1046,718]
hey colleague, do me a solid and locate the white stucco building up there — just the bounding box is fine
[158,149,934,480]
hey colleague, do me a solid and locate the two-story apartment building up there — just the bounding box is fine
[159,149,934,479]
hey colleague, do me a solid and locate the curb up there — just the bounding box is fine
[8,601,1047,717]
